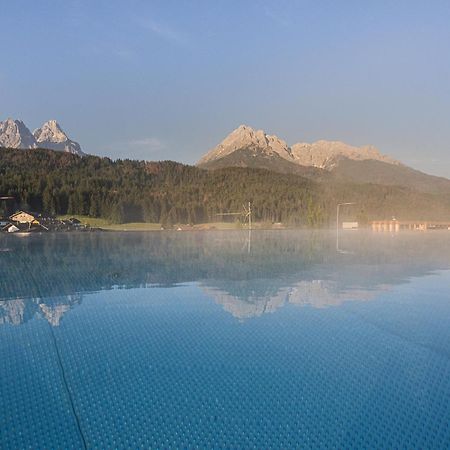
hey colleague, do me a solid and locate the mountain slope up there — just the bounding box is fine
[198,124,294,165]
[33,120,84,155]
[291,140,399,169]
[330,158,450,194]
[198,125,450,195]
[199,148,324,178]
[198,125,398,169]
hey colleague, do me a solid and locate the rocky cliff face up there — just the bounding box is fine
[33,120,84,155]
[0,118,84,155]
[0,119,37,149]
[291,140,399,169]
[198,124,293,164]
[198,124,398,170]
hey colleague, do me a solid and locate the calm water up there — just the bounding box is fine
[1,231,450,449]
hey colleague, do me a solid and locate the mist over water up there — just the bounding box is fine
[1,230,450,320]
[1,231,450,448]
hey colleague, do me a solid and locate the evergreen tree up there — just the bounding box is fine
[0,147,449,226]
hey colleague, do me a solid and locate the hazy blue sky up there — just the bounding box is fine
[1,0,450,175]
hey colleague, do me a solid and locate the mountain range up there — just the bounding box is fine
[0,118,84,155]
[198,124,399,169]
[198,125,450,194]
[2,118,450,198]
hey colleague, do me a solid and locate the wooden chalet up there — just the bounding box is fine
[9,211,40,225]
[7,211,50,232]
[1,210,94,233]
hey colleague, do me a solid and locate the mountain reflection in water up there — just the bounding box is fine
[1,230,450,325]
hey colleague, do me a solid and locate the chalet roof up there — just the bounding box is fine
[9,210,38,219]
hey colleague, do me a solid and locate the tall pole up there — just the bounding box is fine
[336,204,341,251]
[248,202,252,254]
[336,204,340,235]
[336,202,356,230]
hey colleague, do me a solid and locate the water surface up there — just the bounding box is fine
[1,231,450,448]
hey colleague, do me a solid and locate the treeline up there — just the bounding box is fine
[1,148,449,226]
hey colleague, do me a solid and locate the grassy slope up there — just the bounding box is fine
[56,214,450,231]
[57,215,252,231]
[331,159,450,194]
[58,215,161,231]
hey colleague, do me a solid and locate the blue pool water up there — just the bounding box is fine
[1,231,450,448]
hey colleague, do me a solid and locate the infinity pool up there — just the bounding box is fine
[1,231,449,448]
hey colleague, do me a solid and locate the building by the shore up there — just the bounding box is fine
[371,219,450,232]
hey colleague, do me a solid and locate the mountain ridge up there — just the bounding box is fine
[0,118,84,155]
[291,139,399,169]
[198,125,450,194]
[0,119,37,149]
[198,124,399,169]
[34,120,84,155]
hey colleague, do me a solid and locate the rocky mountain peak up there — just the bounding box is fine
[34,119,65,142]
[291,140,399,169]
[198,124,293,165]
[0,117,84,155]
[197,124,400,172]
[33,120,84,155]
[0,118,36,149]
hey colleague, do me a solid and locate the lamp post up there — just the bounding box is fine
[337,202,356,231]
[336,202,356,252]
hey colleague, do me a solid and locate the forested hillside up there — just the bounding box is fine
[1,148,449,226]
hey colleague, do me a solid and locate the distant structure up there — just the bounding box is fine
[1,210,90,233]
[342,222,358,230]
[216,202,252,230]
[9,210,40,225]
[371,220,450,231]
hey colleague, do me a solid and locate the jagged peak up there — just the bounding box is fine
[197,125,400,171]
[0,118,36,149]
[34,120,68,142]
[198,124,292,165]
[4,117,19,124]
[0,117,84,155]
[291,139,399,168]
[2,118,29,129]
[227,124,267,142]
[42,119,63,130]
[236,124,253,131]
[32,120,84,155]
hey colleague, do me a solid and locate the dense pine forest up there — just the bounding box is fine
[1,147,450,226]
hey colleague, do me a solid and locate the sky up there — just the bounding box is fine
[1,0,450,176]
